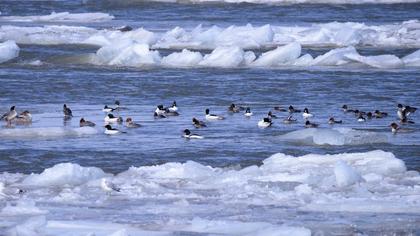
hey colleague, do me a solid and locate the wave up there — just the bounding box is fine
[1,20,419,48]
[0,40,19,64]
[0,12,114,23]
[0,150,418,234]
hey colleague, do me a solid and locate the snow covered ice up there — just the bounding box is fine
[0,150,419,234]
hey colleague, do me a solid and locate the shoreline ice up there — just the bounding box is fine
[0,150,418,234]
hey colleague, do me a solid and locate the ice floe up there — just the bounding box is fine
[0,150,418,234]
[0,127,98,139]
[280,127,388,145]
[0,40,19,64]
[0,12,114,23]
[1,21,420,48]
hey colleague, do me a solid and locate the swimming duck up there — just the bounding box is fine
[192,117,206,128]
[228,103,241,113]
[328,117,342,124]
[104,124,124,135]
[183,129,203,139]
[125,117,141,128]
[1,106,17,122]
[63,104,73,117]
[80,118,96,127]
[288,105,301,113]
[205,109,225,120]
[244,107,253,117]
[374,110,388,118]
[103,105,116,113]
[304,120,319,128]
[283,115,297,124]
[302,108,313,119]
[258,117,272,128]
[104,114,123,123]
[167,101,178,112]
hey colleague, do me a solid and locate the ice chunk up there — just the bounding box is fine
[280,128,388,146]
[0,127,97,139]
[5,216,47,236]
[1,200,48,215]
[402,49,420,67]
[162,49,203,67]
[23,163,106,187]
[345,54,403,68]
[199,46,245,67]
[311,46,357,66]
[95,42,161,66]
[0,40,19,63]
[0,12,114,23]
[252,42,301,67]
[185,218,311,236]
[334,160,363,187]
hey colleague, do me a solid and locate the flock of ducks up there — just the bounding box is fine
[0,101,417,138]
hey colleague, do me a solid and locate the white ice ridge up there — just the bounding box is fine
[0,40,19,64]
[1,20,420,48]
[0,150,418,234]
[87,42,420,69]
[0,12,114,23]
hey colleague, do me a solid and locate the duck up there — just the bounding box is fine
[400,117,415,125]
[357,114,366,122]
[63,104,73,117]
[167,101,178,112]
[304,120,319,128]
[274,106,287,112]
[205,109,225,120]
[342,105,355,113]
[244,107,253,117]
[104,124,124,135]
[288,105,301,113]
[397,104,417,120]
[15,110,32,124]
[366,112,373,119]
[103,105,116,113]
[302,108,313,119]
[389,122,412,134]
[164,107,179,116]
[125,117,141,128]
[80,118,96,127]
[328,117,342,124]
[258,117,272,128]
[104,114,123,123]
[374,110,388,118]
[183,129,203,139]
[1,106,18,122]
[354,110,366,117]
[192,117,206,128]
[155,105,166,116]
[267,111,277,119]
[228,103,241,113]
[154,112,166,119]
[283,115,297,124]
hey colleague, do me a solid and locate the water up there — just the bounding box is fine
[0,1,419,235]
